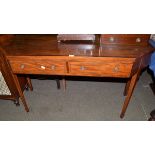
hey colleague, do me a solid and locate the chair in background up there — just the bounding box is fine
[0,46,32,106]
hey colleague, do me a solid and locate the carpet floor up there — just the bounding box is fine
[0,70,154,121]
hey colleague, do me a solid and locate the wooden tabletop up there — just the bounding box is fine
[4,34,154,58]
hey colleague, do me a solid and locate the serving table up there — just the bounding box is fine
[3,34,154,118]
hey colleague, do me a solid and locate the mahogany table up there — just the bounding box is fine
[3,34,154,118]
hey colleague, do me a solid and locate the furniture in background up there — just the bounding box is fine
[100,34,150,46]
[3,34,153,118]
[148,34,155,121]
[0,46,33,105]
[0,35,14,46]
[0,35,33,106]
[57,34,98,42]
[149,35,155,94]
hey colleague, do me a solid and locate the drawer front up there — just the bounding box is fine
[101,34,150,46]
[69,58,133,77]
[9,60,66,75]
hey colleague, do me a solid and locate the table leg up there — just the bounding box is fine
[13,74,29,112]
[148,109,155,121]
[62,77,66,91]
[120,72,139,118]
[56,79,61,89]
[150,83,155,95]
[26,77,33,91]
[124,78,131,96]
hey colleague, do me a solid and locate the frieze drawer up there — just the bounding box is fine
[9,60,66,75]
[68,58,134,77]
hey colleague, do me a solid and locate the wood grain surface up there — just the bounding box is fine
[2,34,154,118]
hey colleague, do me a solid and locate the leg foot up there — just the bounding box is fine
[14,99,20,106]
[148,109,155,121]
[120,113,124,119]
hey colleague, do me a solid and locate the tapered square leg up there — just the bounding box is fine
[62,77,66,91]
[124,78,131,96]
[56,79,61,89]
[26,77,33,91]
[120,72,139,118]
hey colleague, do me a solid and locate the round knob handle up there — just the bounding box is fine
[40,65,46,70]
[109,37,114,42]
[80,66,86,71]
[51,65,56,70]
[113,66,119,72]
[136,38,141,43]
[20,64,25,69]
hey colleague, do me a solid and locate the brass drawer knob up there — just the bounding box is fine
[113,66,119,72]
[109,37,114,42]
[40,65,46,70]
[51,65,56,70]
[136,38,141,43]
[20,64,25,69]
[80,66,86,71]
